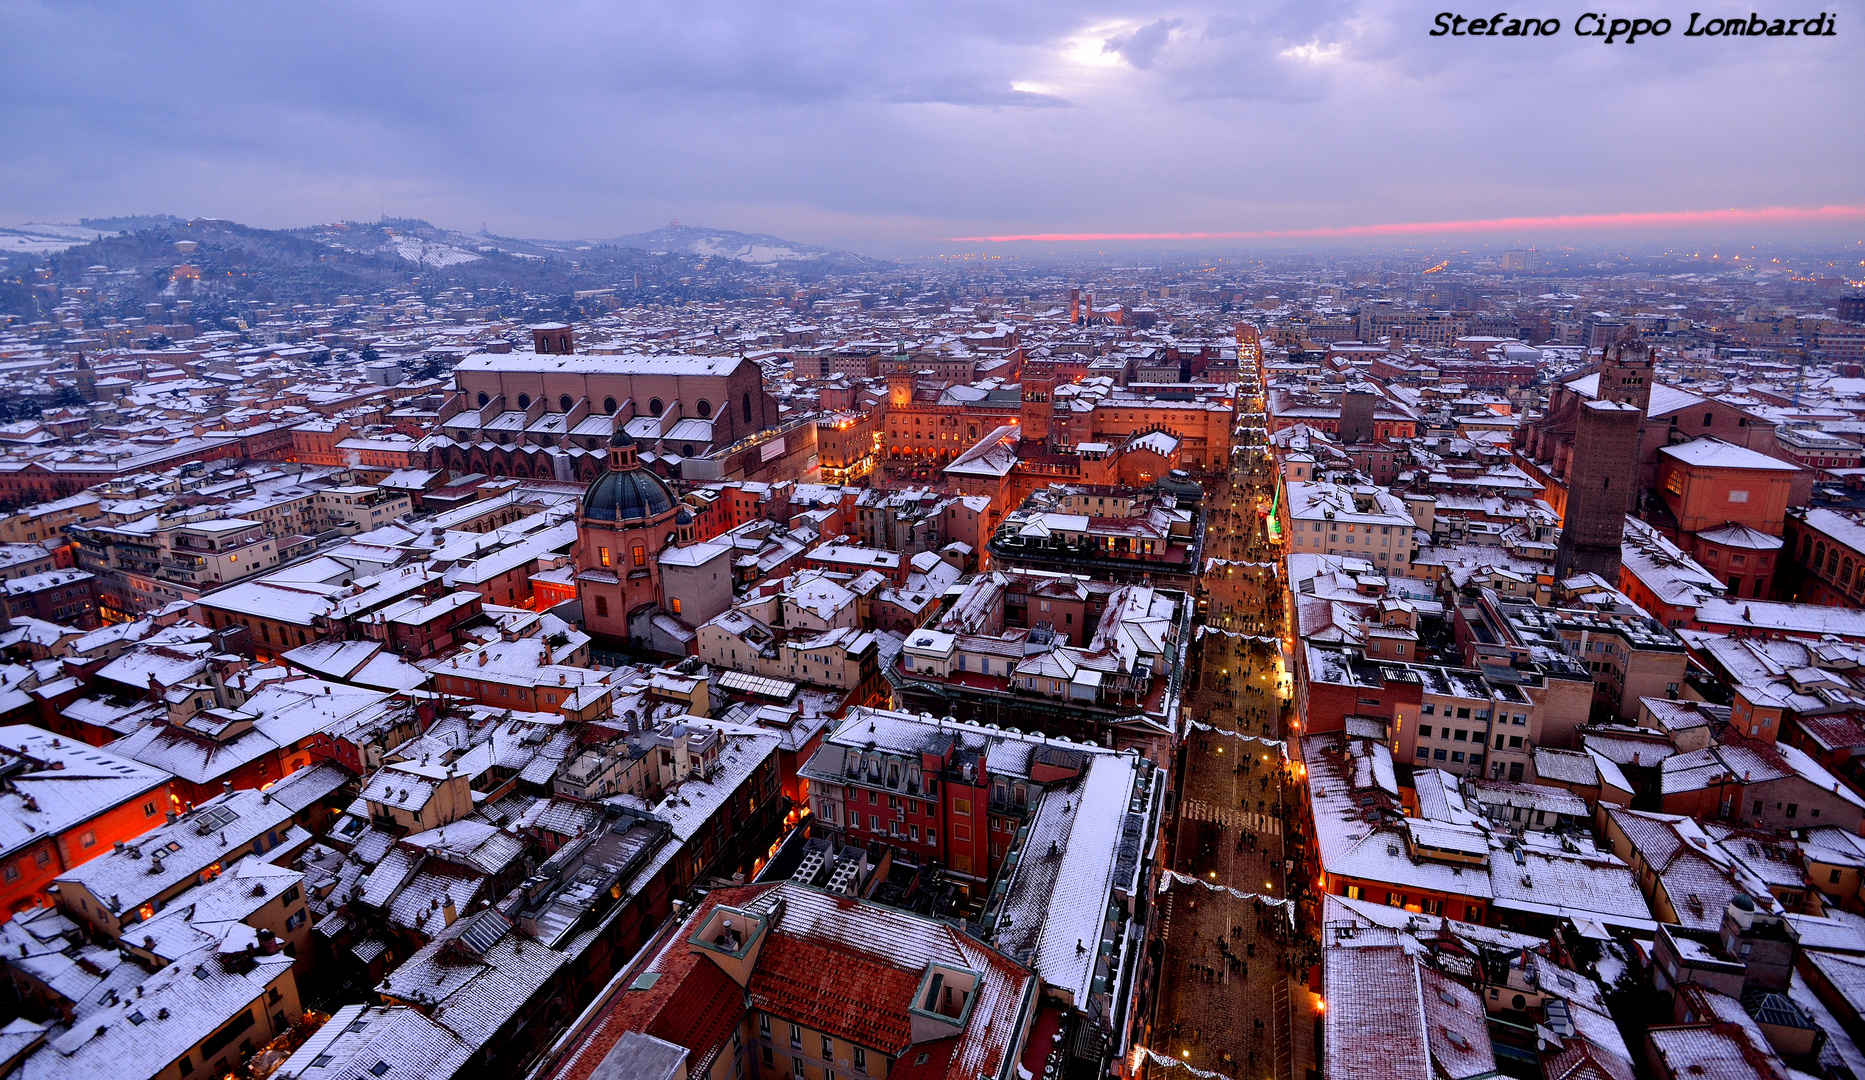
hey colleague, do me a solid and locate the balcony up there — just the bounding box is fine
[987,792,1029,814]
[159,559,213,584]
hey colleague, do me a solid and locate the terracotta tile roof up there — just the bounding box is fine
[549,888,761,1080]
[649,955,742,1058]
[748,932,921,1053]
[542,882,1034,1080]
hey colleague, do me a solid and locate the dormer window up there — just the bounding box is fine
[688,904,766,969]
[911,962,980,1037]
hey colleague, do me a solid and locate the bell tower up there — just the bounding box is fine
[888,372,915,409]
[1020,366,1055,451]
[74,353,96,401]
[532,323,575,355]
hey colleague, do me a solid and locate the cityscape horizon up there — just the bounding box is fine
[0,5,1860,1080]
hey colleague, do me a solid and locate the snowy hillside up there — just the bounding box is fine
[0,222,121,255]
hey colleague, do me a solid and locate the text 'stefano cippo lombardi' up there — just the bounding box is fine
[1431,11,1839,41]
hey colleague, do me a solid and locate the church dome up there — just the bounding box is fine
[582,468,675,522]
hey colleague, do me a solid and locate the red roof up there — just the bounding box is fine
[548,885,773,1080]
[749,932,921,1053]
[1795,712,1865,753]
[649,957,742,1056]
[540,882,1034,1080]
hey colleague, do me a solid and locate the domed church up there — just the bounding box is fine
[575,425,686,643]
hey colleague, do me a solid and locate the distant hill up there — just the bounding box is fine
[0,221,127,256]
[592,223,888,272]
[80,215,186,232]
[0,215,877,320]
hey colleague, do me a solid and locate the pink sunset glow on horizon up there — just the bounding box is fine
[946,204,1865,244]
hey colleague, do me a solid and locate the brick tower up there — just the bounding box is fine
[1551,331,1653,582]
[1338,386,1377,445]
[1595,327,1654,411]
[531,323,574,354]
[1019,366,1055,452]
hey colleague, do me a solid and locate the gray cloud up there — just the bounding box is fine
[0,0,1858,250]
[1104,18,1182,69]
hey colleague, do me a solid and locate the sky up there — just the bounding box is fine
[1,0,1861,253]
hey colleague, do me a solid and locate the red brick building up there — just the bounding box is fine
[800,708,1096,895]
[574,430,682,646]
[0,727,173,919]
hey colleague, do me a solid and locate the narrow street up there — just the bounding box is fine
[1147,383,1300,1080]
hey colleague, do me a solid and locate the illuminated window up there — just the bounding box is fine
[632,545,647,568]
[598,547,610,567]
